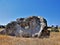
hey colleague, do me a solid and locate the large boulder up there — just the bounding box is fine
[5,16,49,38]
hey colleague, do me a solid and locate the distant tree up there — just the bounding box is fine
[55,25,58,29]
[51,25,54,27]
[51,25,55,32]
[0,25,5,28]
[54,25,59,32]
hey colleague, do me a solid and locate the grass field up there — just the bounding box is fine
[0,32,60,45]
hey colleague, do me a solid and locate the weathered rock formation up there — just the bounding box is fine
[0,16,50,38]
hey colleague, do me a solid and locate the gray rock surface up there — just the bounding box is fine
[3,16,48,38]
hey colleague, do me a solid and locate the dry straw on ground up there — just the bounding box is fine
[0,32,60,45]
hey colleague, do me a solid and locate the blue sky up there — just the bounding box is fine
[0,0,60,26]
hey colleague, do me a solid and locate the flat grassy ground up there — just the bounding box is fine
[0,32,60,45]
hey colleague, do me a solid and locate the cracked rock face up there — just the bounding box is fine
[5,16,47,38]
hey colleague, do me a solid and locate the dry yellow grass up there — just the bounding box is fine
[0,32,60,45]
